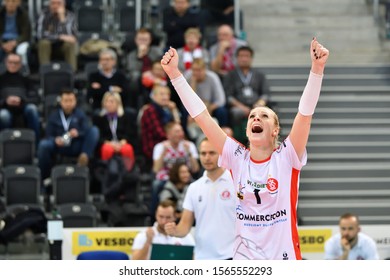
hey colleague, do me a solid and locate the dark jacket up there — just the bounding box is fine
[163,7,201,49]
[0,6,31,43]
[93,111,137,150]
[0,71,34,109]
[87,70,133,110]
[45,107,90,140]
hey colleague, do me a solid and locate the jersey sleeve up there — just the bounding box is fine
[282,136,307,170]
[218,137,247,171]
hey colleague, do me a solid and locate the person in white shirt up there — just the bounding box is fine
[165,138,235,259]
[160,38,329,259]
[324,213,379,260]
[132,200,195,260]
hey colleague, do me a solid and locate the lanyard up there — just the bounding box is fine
[237,69,253,86]
[108,116,118,141]
[60,110,72,132]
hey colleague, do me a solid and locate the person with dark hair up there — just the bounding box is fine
[163,0,202,49]
[200,0,235,26]
[159,163,192,219]
[36,0,78,71]
[223,45,270,142]
[161,38,329,259]
[0,0,31,70]
[0,53,40,142]
[165,138,235,259]
[126,28,162,84]
[37,89,99,180]
[132,200,195,260]
[324,213,379,260]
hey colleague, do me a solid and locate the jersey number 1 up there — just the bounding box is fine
[253,189,261,204]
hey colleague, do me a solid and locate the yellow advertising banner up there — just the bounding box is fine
[72,230,140,255]
[298,229,333,253]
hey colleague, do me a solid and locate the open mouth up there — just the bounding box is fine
[251,125,263,133]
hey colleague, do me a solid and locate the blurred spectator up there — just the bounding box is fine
[153,122,199,181]
[177,27,209,72]
[324,213,379,260]
[132,200,195,260]
[224,46,270,130]
[126,28,162,84]
[163,0,202,49]
[201,0,234,26]
[36,0,78,71]
[140,85,180,162]
[87,48,133,112]
[159,163,192,220]
[0,0,31,72]
[150,122,199,221]
[37,89,99,180]
[141,60,168,91]
[184,58,228,127]
[92,91,136,171]
[0,53,39,141]
[209,24,247,77]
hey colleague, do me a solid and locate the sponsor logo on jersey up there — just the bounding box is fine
[236,209,287,222]
[247,179,267,190]
[266,177,279,193]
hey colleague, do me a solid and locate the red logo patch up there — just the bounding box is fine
[267,178,279,193]
[220,190,231,200]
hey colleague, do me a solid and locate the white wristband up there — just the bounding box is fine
[171,75,207,118]
[298,71,323,116]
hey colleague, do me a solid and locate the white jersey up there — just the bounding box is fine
[132,222,195,259]
[183,169,236,260]
[219,136,306,260]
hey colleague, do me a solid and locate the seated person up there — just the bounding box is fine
[140,85,180,163]
[36,0,78,71]
[0,0,31,72]
[223,46,270,141]
[0,53,40,142]
[92,91,135,171]
[177,27,209,72]
[132,200,195,260]
[126,28,162,84]
[37,88,99,180]
[140,60,168,105]
[324,213,379,260]
[184,58,228,128]
[87,48,133,112]
[150,122,199,219]
[159,163,192,221]
[162,0,202,49]
[209,24,247,77]
[200,0,235,26]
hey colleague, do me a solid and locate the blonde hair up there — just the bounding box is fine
[100,91,124,117]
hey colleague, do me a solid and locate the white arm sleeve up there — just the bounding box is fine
[298,71,323,116]
[171,75,207,118]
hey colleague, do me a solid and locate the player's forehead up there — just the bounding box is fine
[250,107,274,116]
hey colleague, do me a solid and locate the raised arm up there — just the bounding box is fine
[161,48,227,154]
[289,38,329,160]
